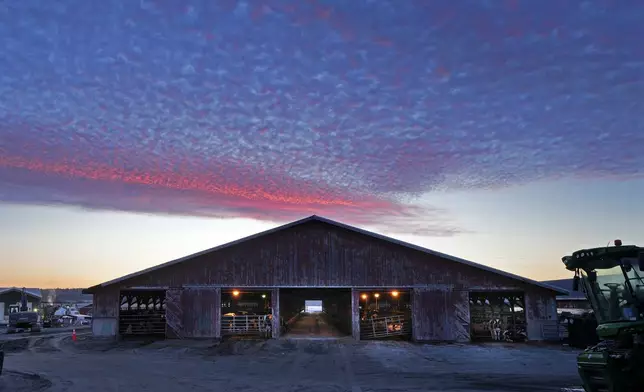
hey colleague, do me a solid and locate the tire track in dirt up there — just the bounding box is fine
[0,370,53,391]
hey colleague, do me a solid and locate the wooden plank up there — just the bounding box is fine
[412,288,471,342]
[271,288,280,338]
[181,287,220,338]
[214,288,221,339]
[452,291,471,342]
[351,289,360,340]
[165,288,183,339]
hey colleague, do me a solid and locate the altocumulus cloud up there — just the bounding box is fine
[0,0,643,235]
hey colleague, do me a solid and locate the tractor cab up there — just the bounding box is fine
[562,241,644,392]
[563,241,644,330]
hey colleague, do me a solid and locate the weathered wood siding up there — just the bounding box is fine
[412,288,470,342]
[351,289,360,340]
[182,288,221,338]
[165,288,183,339]
[111,221,535,290]
[93,286,119,318]
[525,287,558,341]
[271,288,280,338]
[165,287,221,339]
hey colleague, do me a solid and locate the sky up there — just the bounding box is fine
[0,0,643,288]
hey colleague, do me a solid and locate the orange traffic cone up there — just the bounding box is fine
[72,329,77,342]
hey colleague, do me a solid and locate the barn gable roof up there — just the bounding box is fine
[84,215,567,295]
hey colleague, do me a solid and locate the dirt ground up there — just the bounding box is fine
[0,332,584,392]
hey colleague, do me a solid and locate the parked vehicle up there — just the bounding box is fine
[7,288,42,333]
[562,241,644,392]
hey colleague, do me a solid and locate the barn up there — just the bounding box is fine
[83,215,566,342]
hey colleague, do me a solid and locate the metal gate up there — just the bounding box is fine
[221,314,271,337]
[360,315,411,339]
[119,290,166,337]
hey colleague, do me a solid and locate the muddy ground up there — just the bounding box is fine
[1,332,584,392]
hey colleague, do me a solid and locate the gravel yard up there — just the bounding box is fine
[0,332,584,392]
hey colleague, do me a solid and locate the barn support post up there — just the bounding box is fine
[214,287,222,339]
[351,288,360,340]
[271,288,280,338]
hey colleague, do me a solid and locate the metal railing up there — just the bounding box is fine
[360,315,411,340]
[119,312,166,336]
[221,314,271,337]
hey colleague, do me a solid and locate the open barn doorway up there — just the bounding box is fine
[469,291,527,342]
[358,290,411,340]
[220,289,272,337]
[280,288,351,338]
[119,289,166,338]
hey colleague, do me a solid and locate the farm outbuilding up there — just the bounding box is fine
[83,215,566,342]
[0,287,42,325]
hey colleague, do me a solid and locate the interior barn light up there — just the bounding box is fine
[361,294,368,300]
[391,291,399,297]
[232,290,240,297]
[374,293,380,298]
[261,294,266,299]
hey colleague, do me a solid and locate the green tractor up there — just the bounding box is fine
[562,240,644,392]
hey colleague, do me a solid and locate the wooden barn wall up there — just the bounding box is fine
[112,221,534,291]
[165,288,221,339]
[412,288,470,342]
[93,286,119,318]
[182,288,221,338]
[524,287,558,341]
[165,288,183,339]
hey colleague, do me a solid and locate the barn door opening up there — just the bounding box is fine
[469,291,526,342]
[119,289,166,338]
[220,289,272,337]
[359,290,411,340]
[280,288,351,338]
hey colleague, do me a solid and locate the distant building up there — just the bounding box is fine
[0,287,42,325]
[541,279,591,314]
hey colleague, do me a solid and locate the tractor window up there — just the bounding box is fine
[624,265,644,319]
[587,267,641,322]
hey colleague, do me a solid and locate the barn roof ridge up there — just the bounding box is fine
[84,215,567,295]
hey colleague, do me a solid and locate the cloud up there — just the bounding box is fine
[1,0,643,235]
